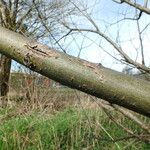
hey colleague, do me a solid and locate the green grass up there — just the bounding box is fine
[0,107,149,150]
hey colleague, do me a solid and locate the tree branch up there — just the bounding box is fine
[0,26,150,117]
[63,24,150,73]
[114,0,150,15]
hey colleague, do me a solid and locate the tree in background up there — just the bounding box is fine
[0,0,75,101]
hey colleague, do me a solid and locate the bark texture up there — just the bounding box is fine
[0,26,150,117]
[0,55,11,96]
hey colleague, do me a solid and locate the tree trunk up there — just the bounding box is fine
[0,26,150,117]
[0,55,11,106]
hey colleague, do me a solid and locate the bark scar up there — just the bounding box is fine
[24,41,59,58]
[83,61,104,81]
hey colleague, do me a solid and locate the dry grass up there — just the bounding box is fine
[0,82,149,149]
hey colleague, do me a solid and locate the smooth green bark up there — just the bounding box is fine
[0,26,150,117]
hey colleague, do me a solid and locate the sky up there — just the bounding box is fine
[58,0,150,72]
[12,0,150,73]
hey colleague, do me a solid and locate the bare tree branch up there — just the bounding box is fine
[63,23,150,73]
[1,26,150,117]
[112,104,150,134]
[144,0,148,8]
[113,0,150,15]
[136,20,145,65]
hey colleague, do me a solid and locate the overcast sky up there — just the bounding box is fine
[60,0,150,72]
[12,0,150,73]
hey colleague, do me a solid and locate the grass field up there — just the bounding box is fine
[0,88,150,150]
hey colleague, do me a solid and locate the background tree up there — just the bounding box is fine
[0,0,75,101]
